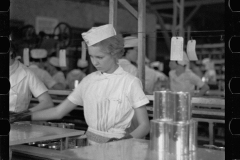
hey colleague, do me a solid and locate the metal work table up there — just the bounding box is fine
[10,123,85,146]
[12,139,225,160]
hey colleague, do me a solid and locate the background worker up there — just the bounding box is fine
[120,36,162,94]
[28,49,65,90]
[189,61,203,78]
[169,54,209,97]
[48,56,67,89]
[9,42,54,113]
[66,58,87,90]
[118,36,138,77]
[202,58,217,83]
[11,24,150,145]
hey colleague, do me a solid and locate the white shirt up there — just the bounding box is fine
[66,69,86,90]
[145,65,159,94]
[204,69,217,82]
[68,66,149,138]
[118,59,138,77]
[169,69,205,95]
[10,60,48,112]
[29,64,56,89]
[53,71,67,89]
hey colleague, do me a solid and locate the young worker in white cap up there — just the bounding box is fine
[169,52,209,96]
[11,24,150,145]
[9,42,54,113]
[48,56,67,89]
[28,49,65,90]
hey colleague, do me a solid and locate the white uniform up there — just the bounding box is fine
[10,60,48,112]
[145,65,159,94]
[118,59,138,77]
[29,64,57,89]
[66,69,86,89]
[169,69,205,96]
[52,71,67,89]
[203,69,217,82]
[68,67,149,139]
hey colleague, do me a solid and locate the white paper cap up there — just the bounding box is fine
[124,36,138,48]
[30,49,47,59]
[177,51,189,66]
[202,58,210,64]
[49,57,59,67]
[150,61,160,68]
[82,24,116,46]
[77,59,88,68]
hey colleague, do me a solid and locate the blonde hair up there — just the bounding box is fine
[93,35,124,59]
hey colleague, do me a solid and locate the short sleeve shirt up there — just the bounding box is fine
[67,66,149,137]
[10,61,48,112]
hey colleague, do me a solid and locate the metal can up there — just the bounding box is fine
[58,123,67,128]
[38,142,48,148]
[153,91,191,122]
[171,91,191,122]
[48,122,58,127]
[66,123,75,129]
[168,121,190,157]
[149,119,170,152]
[153,90,174,121]
[189,120,198,152]
[48,142,61,150]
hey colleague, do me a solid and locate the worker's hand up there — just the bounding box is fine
[107,133,133,142]
[10,110,32,123]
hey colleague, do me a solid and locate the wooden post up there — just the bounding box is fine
[172,0,185,37]
[138,0,146,90]
[109,0,118,31]
[109,0,146,90]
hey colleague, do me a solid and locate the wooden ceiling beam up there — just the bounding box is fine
[152,0,224,10]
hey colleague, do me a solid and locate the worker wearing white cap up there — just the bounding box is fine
[202,58,217,83]
[117,36,138,77]
[9,42,54,113]
[17,24,150,145]
[121,36,164,94]
[169,51,209,96]
[28,49,64,90]
[48,56,67,89]
[66,59,87,90]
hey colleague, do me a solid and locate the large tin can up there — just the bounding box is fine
[153,91,191,122]
[150,120,192,156]
[153,91,174,121]
[168,122,190,156]
[150,119,170,152]
[189,120,198,152]
[172,92,191,122]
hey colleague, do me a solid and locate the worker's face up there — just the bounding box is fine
[169,61,177,70]
[88,45,117,73]
[126,47,138,63]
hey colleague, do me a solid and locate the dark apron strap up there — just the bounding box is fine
[86,130,112,144]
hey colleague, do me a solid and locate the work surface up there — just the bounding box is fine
[12,139,225,160]
[10,123,85,146]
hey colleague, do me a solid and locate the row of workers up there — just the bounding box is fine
[10,24,210,146]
